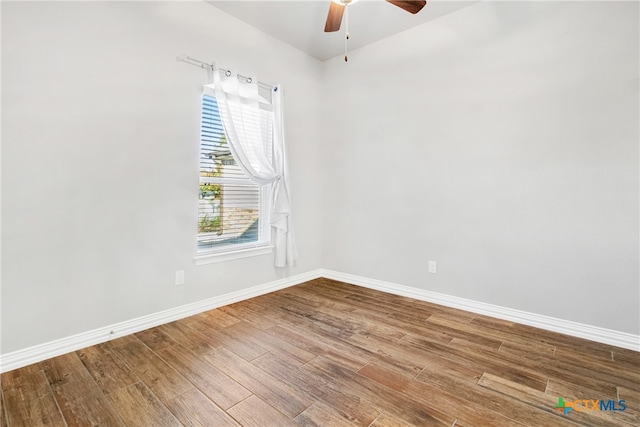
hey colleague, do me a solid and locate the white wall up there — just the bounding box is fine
[1,1,324,353]
[321,1,639,334]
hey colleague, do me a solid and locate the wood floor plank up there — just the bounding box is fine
[2,393,66,427]
[276,288,332,309]
[77,343,138,394]
[426,316,506,350]
[446,338,548,391]
[546,378,618,402]
[1,364,51,403]
[40,353,89,387]
[447,335,636,395]
[348,332,428,377]
[520,356,619,396]
[185,320,269,362]
[293,401,356,427]
[358,362,522,427]
[252,352,381,427]
[49,370,124,427]
[469,315,580,354]
[270,299,357,340]
[218,304,277,331]
[187,308,242,336]
[343,293,431,320]
[282,287,395,319]
[227,395,296,427]
[469,317,562,354]
[39,350,125,426]
[219,321,316,364]
[416,366,575,427]
[617,386,640,425]
[266,307,412,376]
[166,388,240,427]
[157,320,218,358]
[108,335,193,403]
[305,356,453,426]
[555,344,613,363]
[612,353,640,383]
[554,346,640,384]
[401,333,548,392]
[509,322,626,356]
[254,299,351,342]
[498,340,556,359]
[424,318,504,350]
[106,382,181,426]
[157,344,251,410]
[0,391,6,427]
[226,295,271,314]
[421,352,484,384]
[469,313,515,328]
[262,325,369,371]
[282,285,355,309]
[369,411,418,427]
[353,309,454,345]
[2,363,66,427]
[108,334,158,368]
[278,290,407,342]
[203,347,313,417]
[357,363,412,392]
[612,348,640,367]
[618,386,640,404]
[296,280,366,305]
[345,290,477,324]
[134,328,179,352]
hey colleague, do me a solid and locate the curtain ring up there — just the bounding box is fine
[246,77,253,83]
[225,70,232,77]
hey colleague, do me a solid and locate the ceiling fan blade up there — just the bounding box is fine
[385,0,427,14]
[324,2,345,32]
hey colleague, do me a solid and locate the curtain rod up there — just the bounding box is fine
[176,54,275,91]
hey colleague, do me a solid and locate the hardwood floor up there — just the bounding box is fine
[2,278,639,426]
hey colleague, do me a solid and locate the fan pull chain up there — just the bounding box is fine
[344,4,349,62]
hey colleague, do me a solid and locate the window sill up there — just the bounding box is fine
[194,245,274,266]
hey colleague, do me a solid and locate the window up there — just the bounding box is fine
[197,95,270,255]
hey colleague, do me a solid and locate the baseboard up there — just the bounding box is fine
[320,269,640,352]
[0,269,323,373]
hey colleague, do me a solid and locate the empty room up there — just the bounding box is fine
[1,0,638,426]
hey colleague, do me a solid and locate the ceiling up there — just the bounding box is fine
[206,1,476,61]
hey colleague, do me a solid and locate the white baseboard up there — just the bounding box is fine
[2,268,637,372]
[320,269,640,352]
[0,270,323,373]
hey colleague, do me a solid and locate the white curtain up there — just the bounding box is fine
[206,65,296,267]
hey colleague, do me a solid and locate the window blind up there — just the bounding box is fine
[198,95,263,252]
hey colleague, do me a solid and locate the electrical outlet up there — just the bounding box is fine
[175,270,185,286]
[428,260,437,274]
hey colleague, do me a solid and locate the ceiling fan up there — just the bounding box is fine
[324,0,427,33]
